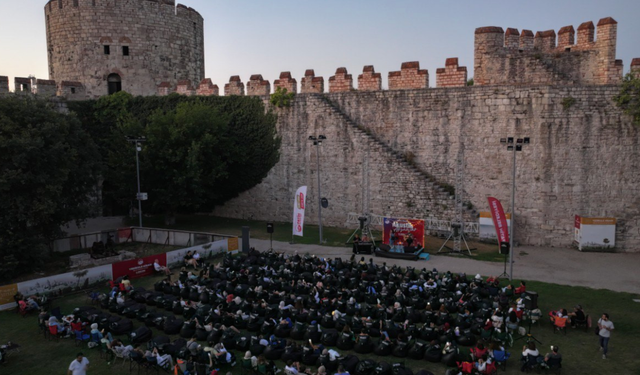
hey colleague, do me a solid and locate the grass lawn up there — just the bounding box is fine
[128,214,506,262]
[2,262,638,375]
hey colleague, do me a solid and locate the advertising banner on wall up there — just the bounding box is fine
[487,197,510,244]
[382,218,426,247]
[292,186,307,237]
[0,283,18,310]
[165,239,230,268]
[18,264,113,298]
[112,254,166,281]
[574,215,616,250]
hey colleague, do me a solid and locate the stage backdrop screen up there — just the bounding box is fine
[383,218,425,247]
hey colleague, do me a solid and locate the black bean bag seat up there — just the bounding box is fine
[355,359,377,375]
[408,341,427,360]
[235,336,250,352]
[110,318,133,335]
[373,340,393,356]
[280,347,302,363]
[303,325,321,343]
[179,321,196,338]
[321,329,339,346]
[423,345,442,362]
[263,344,284,360]
[392,340,410,358]
[163,318,183,335]
[340,355,360,374]
[317,353,339,372]
[290,322,306,340]
[274,323,291,338]
[336,332,355,350]
[354,336,374,354]
[130,325,152,345]
[374,362,392,375]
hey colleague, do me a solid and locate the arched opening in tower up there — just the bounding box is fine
[108,73,122,95]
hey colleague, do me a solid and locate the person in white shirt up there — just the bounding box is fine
[153,259,171,276]
[598,313,615,359]
[68,353,89,375]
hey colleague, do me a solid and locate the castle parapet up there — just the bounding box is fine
[0,76,10,95]
[58,81,85,101]
[436,58,467,88]
[36,79,57,97]
[388,62,429,90]
[196,79,219,96]
[557,26,575,49]
[247,74,271,96]
[631,58,640,78]
[274,72,297,94]
[157,82,173,96]
[300,70,324,93]
[224,76,245,96]
[176,80,195,96]
[329,68,353,93]
[14,77,32,94]
[357,65,382,91]
[474,17,623,86]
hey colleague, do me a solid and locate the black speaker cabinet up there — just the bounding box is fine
[523,291,538,310]
[267,222,274,234]
[500,242,510,255]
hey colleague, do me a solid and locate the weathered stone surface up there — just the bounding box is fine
[45,0,204,99]
[213,86,640,252]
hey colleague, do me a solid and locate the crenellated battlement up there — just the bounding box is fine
[435,58,468,87]
[474,17,623,86]
[301,70,324,94]
[247,75,271,96]
[273,72,297,94]
[45,0,201,20]
[224,76,245,96]
[388,62,429,90]
[358,66,382,91]
[329,68,353,93]
[0,75,87,100]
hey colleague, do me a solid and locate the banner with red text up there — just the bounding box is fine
[383,218,425,247]
[292,186,307,237]
[487,197,510,244]
[112,253,166,281]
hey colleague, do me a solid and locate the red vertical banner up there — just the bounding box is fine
[112,253,166,280]
[487,197,510,243]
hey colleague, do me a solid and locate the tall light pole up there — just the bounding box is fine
[500,136,530,281]
[309,135,326,244]
[126,136,147,228]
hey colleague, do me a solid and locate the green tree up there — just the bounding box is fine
[614,73,640,125]
[0,96,101,280]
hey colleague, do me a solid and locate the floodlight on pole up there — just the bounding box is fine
[126,136,147,228]
[309,135,326,244]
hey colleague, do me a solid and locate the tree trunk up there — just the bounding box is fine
[164,212,176,226]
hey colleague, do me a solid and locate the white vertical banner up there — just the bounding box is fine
[292,186,307,237]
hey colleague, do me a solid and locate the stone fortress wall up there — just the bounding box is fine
[43,0,204,98]
[3,15,640,250]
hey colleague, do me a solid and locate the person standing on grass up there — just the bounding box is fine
[598,313,615,359]
[68,353,89,375]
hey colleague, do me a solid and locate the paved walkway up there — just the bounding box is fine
[248,239,640,294]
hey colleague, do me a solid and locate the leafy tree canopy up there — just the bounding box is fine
[69,93,281,221]
[614,73,640,125]
[0,96,101,279]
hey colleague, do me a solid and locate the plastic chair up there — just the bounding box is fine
[573,314,589,332]
[551,317,567,335]
[492,349,510,371]
[544,356,562,374]
[241,358,255,375]
[74,330,90,347]
[48,325,62,342]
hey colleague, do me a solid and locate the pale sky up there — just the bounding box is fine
[1,0,639,91]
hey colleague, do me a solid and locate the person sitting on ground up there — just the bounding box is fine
[121,276,133,291]
[335,364,350,375]
[568,304,586,327]
[153,259,171,276]
[244,351,258,368]
[184,251,198,270]
[192,250,203,267]
[544,346,562,363]
[284,359,299,374]
[212,343,232,364]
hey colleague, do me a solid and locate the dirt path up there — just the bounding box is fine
[248,238,640,294]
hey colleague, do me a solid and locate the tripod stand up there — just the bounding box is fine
[498,253,509,278]
[515,311,542,344]
[346,215,376,246]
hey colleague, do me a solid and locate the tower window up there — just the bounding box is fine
[104,45,110,55]
[122,46,129,56]
[71,87,76,94]
[108,73,122,95]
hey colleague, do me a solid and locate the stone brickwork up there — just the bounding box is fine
[631,58,640,78]
[224,76,245,96]
[300,70,324,93]
[388,62,429,90]
[176,80,195,96]
[357,65,382,91]
[196,79,219,96]
[44,0,204,99]
[273,72,297,94]
[14,77,32,94]
[0,76,8,94]
[157,82,173,96]
[246,74,271,96]
[213,86,640,252]
[58,81,86,101]
[474,17,622,86]
[328,68,353,92]
[435,58,467,87]
[35,79,57,97]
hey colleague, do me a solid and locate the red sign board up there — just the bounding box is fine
[112,253,166,281]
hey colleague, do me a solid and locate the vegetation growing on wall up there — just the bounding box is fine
[68,92,281,223]
[614,73,640,125]
[0,96,101,280]
[270,87,295,108]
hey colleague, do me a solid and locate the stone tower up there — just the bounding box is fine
[44,0,204,98]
